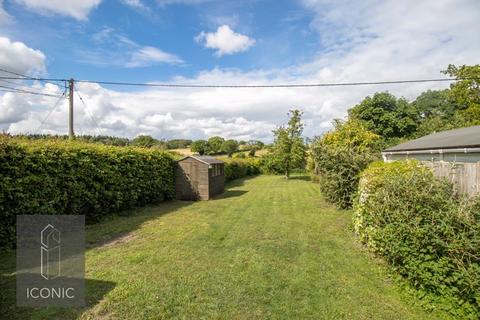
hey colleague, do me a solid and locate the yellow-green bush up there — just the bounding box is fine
[354,160,480,318]
[311,120,381,209]
[223,158,261,181]
[0,137,176,248]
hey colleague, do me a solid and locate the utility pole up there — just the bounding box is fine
[68,78,74,139]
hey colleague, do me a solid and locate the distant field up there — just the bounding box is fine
[170,148,194,156]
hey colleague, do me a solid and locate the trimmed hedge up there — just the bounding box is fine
[0,137,176,248]
[354,160,480,318]
[223,158,261,182]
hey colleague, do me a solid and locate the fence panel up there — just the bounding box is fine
[422,161,480,196]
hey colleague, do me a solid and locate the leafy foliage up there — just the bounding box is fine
[443,64,480,125]
[207,136,225,154]
[0,137,176,248]
[166,139,192,149]
[245,140,264,151]
[311,120,380,209]
[15,134,131,146]
[131,135,165,148]
[354,160,480,318]
[348,92,419,139]
[221,139,239,157]
[270,109,307,178]
[191,140,208,155]
[190,137,265,157]
[223,158,261,181]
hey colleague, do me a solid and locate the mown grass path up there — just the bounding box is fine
[1,175,446,319]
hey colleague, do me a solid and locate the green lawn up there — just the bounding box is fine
[1,175,448,319]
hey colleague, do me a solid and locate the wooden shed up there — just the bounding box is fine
[175,155,225,200]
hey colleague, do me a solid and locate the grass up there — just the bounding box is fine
[0,175,449,319]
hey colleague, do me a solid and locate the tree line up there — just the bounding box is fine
[190,137,264,157]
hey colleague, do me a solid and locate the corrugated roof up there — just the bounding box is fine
[178,155,224,164]
[384,125,480,152]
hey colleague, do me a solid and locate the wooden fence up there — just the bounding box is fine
[422,161,480,196]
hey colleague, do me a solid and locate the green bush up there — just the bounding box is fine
[223,158,261,182]
[311,120,381,209]
[354,160,480,318]
[258,153,282,174]
[0,137,176,248]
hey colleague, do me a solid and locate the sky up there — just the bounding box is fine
[0,0,478,141]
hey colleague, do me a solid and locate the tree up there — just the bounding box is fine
[207,136,225,154]
[221,139,238,157]
[191,140,208,155]
[443,64,480,125]
[411,89,456,119]
[410,89,462,138]
[131,135,159,148]
[167,139,192,149]
[271,109,306,178]
[245,140,264,157]
[348,92,419,139]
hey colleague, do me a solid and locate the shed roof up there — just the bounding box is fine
[178,155,224,165]
[384,125,480,152]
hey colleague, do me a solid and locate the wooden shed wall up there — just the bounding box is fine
[175,158,210,200]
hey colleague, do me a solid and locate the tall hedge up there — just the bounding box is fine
[0,137,176,248]
[354,160,480,318]
[223,158,261,182]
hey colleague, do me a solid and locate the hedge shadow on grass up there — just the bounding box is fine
[87,200,194,249]
[0,200,195,319]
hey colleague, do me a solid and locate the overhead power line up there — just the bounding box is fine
[0,67,66,86]
[35,89,67,134]
[74,87,102,136]
[0,78,52,91]
[0,75,459,88]
[0,85,64,98]
[73,78,459,88]
[0,64,461,88]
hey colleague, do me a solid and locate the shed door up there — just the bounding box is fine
[191,162,199,193]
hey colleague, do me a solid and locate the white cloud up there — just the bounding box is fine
[0,37,46,76]
[121,0,148,10]
[14,0,101,20]
[127,46,184,67]
[156,0,211,7]
[195,25,255,56]
[0,0,12,25]
[2,0,480,141]
[0,93,30,124]
[79,28,183,67]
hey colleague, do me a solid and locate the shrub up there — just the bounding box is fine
[0,137,176,248]
[310,120,381,209]
[258,153,282,174]
[223,158,261,182]
[354,160,480,318]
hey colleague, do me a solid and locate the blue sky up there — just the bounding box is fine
[2,0,317,82]
[0,0,479,140]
